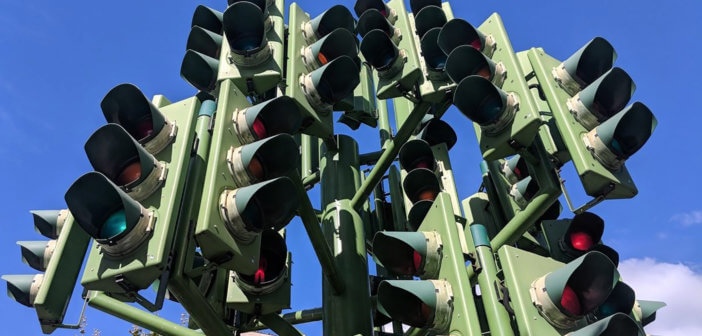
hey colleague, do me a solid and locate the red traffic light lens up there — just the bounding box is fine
[248,156,265,180]
[470,38,482,51]
[252,117,268,139]
[254,257,268,285]
[417,188,438,202]
[561,285,582,316]
[413,250,422,274]
[318,52,329,65]
[570,231,594,251]
[116,160,142,186]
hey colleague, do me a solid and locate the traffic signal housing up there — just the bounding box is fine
[3,211,90,334]
[286,3,361,139]
[194,81,300,275]
[442,14,542,161]
[527,40,657,200]
[538,212,619,265]
[64,85,200,300]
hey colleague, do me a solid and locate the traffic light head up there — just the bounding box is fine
[233,96,303,144]
[567,313,643,336]
[420,28,448,74]
[409,0,441,14]
[226,134,299,187]
[31,209,68,239]
[634,300,666,327]
[414,5,447,39]
[510,176,539,208]
[592,282,635,320]
[302,55,361,111]
[181,49,220,92]
[219,177,298,244]
[186,25,223,59]
[569,67,635,130]
[65,172,152,257]
[354,0,396,24]
[585,102,657,170]
[17,241,56,272]
[233,230,288,294]
[530,251,619,329]
[416,118,457,150]
[563,212,604,254]
[85,124,165,202]
[377,280,453,331]
[501,155,528,184]
[361,29,403,78]
[453,75,517,134]
[357,9,399,43]
[222,2,270,66]
[554,37,617,96]
[399,139,436,171]
[304,5,356,44]
[2,274,43,307]
[373,231,442,278]
[191,5,223,34]
[446,45,506,87]
[438,19,494,57]
[101,83,175,155]
[302,28,359,71]
[403,168,441,204]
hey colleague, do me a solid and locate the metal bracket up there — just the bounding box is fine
[495,280,515,315]
[44,289,91,330]
[113,255,172,312]
[555,168,611,214]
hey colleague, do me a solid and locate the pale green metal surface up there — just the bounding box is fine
[166,100,232,336]
[469,13,542,161]
[87,291,203,336]
[217,0,285,95]
[498,246,562,336]
[320,135,373,336]
[80,96,200,293]
[194,80,262,273]
[33,214,90,334]
[415,193,482,336]
[527,48,638,199]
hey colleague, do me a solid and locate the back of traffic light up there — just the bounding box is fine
[286,4,362,140]
[526,39,657,201]
[194,80,300,275]
[441,14,542,161]
[63,84,199,306]
[3,210,90,334]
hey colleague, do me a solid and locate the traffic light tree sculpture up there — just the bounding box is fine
[3,1,664,336]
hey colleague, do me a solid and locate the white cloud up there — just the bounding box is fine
[670,211,702,227]
[619,258,702,336]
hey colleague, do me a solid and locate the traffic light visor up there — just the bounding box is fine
[309,56,361,104]
[223,2,266,54]
[420,28,447,71]
[403,168,441,204]
[101,83,168,145]
[560,37,617,91]
[454,76,511,128]
[361,29,400,71]
[446,45,501,84]
[399,139,435,171]
[192,5,223,34]
[414,6,447,38]
[438,19,486,55]
[416,118,457,150]
[309,5,356,39]
[181,49,220,92]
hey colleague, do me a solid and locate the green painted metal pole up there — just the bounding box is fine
[301,134,319,180]
[302,170,320,189]
[258,313,305,336]
[377,99,392,146]
[87,292,203,336]
[490,188,560,251]
[290,172,345,295]
[350,101,431,210]
[470,224,515,336]
[240,308,323,331]
[320,135,373,336]
[166,99,231,336]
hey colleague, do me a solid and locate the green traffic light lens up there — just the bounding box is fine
[100,209,128,239]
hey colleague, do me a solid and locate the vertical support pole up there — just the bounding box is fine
[300,134,319,180]
[320,135,373,336]
[167,99,231,336]
[470,224,515,336]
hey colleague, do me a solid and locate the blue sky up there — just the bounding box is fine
[1,0,700,335]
